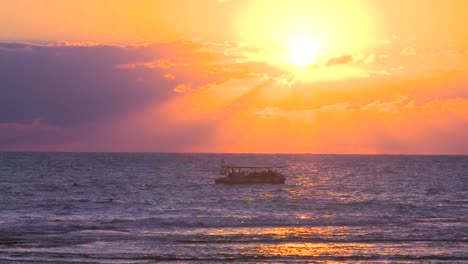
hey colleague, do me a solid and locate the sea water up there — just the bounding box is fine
[0,153,466,263]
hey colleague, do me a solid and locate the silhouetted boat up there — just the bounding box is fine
[215,165,285,184]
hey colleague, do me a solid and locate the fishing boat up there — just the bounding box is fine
[215,165,286,184]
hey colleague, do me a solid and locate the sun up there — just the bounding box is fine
[287,37,319,67]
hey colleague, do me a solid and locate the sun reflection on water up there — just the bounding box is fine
[257,242,374,258]
[204,226,375,259]
[207,226,344,240]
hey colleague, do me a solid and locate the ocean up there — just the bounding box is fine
[0,153,466,263]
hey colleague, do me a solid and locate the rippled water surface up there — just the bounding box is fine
[0,153,466,263]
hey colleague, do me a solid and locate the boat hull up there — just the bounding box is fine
[215,175,285,184]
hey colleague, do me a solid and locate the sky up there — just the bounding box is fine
[0,0,467,154]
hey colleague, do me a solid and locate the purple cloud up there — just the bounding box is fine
[0,42,221,150]
[0,42,184,127]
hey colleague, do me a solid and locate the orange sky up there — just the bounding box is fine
[1,0,467,153]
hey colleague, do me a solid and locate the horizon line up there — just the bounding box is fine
[0,151,467,156]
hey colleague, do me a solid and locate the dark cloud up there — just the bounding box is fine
[0,42,189,127]
[0,40,263,150]
[0,41,223,150]
[326,54,354,67]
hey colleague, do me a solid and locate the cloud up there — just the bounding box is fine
[0,119,58,133]
[361,96,408,113]
[0,119,70,150]
[364,54,375,64]
[45,41,104,47]
[400,46,468,57]
[0,40,236,127]
[163,73,175,80]
[116,58,187,69]
[173,82,216,93]
[326,54,354,66]
[173,83,198,93]
[0,42,181,127]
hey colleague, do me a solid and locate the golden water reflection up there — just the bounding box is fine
[257,242,374,258]
[209,226,375,259]
[208,226,344,240]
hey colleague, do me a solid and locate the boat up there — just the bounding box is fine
[215,165,286,184]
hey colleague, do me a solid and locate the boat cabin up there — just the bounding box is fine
[221,165,282,176]
[216,165,286,184]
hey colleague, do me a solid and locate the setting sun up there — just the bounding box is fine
[287,37,319,67]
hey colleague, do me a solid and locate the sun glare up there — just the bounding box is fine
[287,38,318,67]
